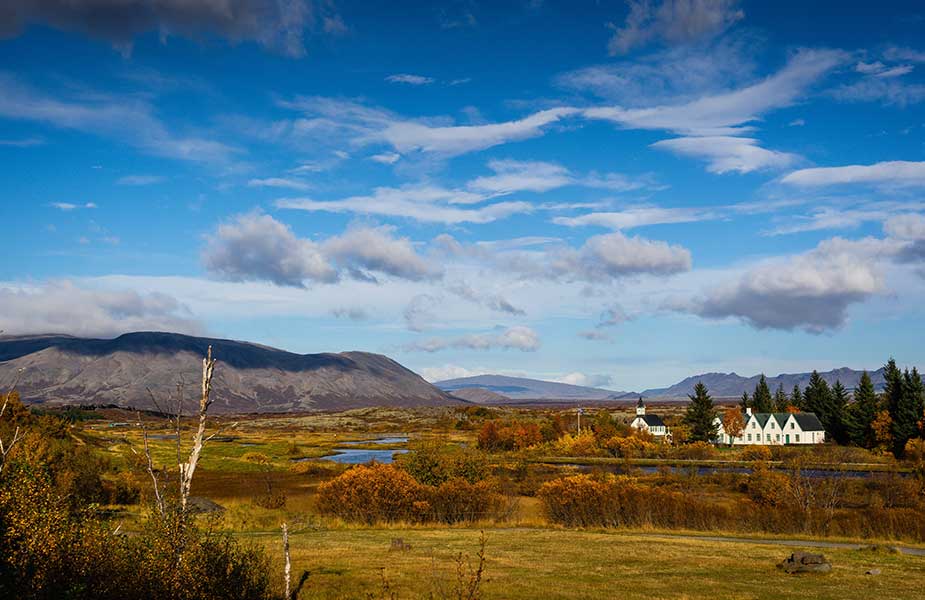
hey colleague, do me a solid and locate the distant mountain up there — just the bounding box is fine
[642,367,891,399]
[436,374,625,401]
[448,387,510,404]
[0,332,457,413]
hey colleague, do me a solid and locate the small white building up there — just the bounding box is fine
[713,407,826,446]
[630,398,670,439]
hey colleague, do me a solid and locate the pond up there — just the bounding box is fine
[317,448,410,464]
[339,436,408,446]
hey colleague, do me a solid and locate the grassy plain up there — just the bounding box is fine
[251,527,925,600]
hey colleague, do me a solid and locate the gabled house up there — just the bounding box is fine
[629,398,670,439]
[713,407,826,445]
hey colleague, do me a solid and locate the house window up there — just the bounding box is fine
[752,422,756,429]
[775,434,780,441]
[790,422,795,429]
[796,434,801,442]
[766,434,770,441]
[770,422,775,429]
[747,434,752,441]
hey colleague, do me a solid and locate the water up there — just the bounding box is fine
[340,436,408,446]
[318,448,409,464]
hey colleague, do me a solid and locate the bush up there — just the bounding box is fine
[740,445,772,462]
[601,434,658,459]
[673,441,716,460]
[316,463,427,524]
[430,478,507,524]
[553,432,603,457]
[477,419,543,452]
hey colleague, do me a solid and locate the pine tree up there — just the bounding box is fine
[739,391,750,413]
[803,371,831,415]
[773,383,789,412]
[684,382,719,443]
[846,371,879,449]
[829,380,850,445]
[885,358,918,457]
[752,375,773,413]
[790,385,803,411]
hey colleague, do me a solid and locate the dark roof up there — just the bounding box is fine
[791,412,825,431]
[638,414,666,427]
[749,412,825,432]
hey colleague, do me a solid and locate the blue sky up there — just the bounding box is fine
[2,0,924,391]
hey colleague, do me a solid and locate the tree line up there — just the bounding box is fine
[682,358,925,458]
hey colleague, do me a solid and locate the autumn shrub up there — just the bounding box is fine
[429,478,508,524]
[601,434,658,459]
[673,441,716,460]
[553,432,604,457]
[316,463,428,524]
[740,445,772,462]
[477,419,543,452]
[397,441,490,486]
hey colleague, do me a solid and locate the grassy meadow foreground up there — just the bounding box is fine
[4,392,925,598]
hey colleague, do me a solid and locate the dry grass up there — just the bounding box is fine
[251,527,925,599]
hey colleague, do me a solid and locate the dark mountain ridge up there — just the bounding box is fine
[641,367,892,399]
[436,374,626,400]
[0,332,457,413]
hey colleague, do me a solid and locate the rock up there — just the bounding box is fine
[866,569,882,576]
[186,496,226,514]
[778,552,832,574]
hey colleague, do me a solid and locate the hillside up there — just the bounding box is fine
[436,374,624,401]
[447,387,511,404]
[642,367,890,399]
[0,332,457,413]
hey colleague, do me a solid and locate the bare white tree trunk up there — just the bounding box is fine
[178,345,216,512]
[0,371,24,476]
[282,522,291,600]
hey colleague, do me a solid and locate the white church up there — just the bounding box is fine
[629,398,670,440]
[713,407,826,446]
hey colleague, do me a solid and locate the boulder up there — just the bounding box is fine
[777,552,832,574]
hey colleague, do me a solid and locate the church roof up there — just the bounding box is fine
[638,414,666,427]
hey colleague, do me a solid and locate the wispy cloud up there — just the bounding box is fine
[116,175,164,186]
[406,325,541,353]
[607,0,744,55]
[386,74,435,85]
[51,202,96,211]
[781,160,925,187]
[247,177,311,191]
[652,136,799,173]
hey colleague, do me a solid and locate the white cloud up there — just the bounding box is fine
[0,74,236,164]
[884,213,925,241]
[370,152,401,164]
[781,161,925,187]
[403,294,440,332]
[379,107,579,156]
[683,237,903,332]
[201,212,337,287]
[418,364,480,382]
[468,159,572,194]
[406,326,541,353]
[607,0,744,55]
[549,231,692,280]
[556,372,614,388]
[652,136,798,173]
[201,213,440,288]
[324,226,442,282]
[51,202,96,210]
[247,177,312,191]
[385,74,435,85]
[446,281,525,316]
[275,183,530,224]
[0,280,201,337]
[583,49,844,135]
[553,206,715,229]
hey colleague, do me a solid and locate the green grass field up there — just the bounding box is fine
[251,527,925,599]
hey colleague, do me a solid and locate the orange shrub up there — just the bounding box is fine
[315,464,427,524]
[673,441,716,460]
[429,478,507,524]
[554,432,604,457]
[477,419,543,451]
[740,445,772,462]
[602,435,658,459]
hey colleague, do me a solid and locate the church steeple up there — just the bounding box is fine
[636,397,646,416]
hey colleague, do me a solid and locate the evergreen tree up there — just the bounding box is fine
[790,385,803,411]
[884,358,918,457]
[684,382,719,443]
[828,380,850,445]
[773,383,789,412]
[846,371,879,449]
[803,371,831,416]
[752,375,773,413]
[739,391,750,413]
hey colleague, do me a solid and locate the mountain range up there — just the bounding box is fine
[639,367,891,399]
[0,332,456,413]
[435,374,632,401]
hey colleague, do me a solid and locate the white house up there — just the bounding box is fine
[713,407,826,446]
[630,398,670,440]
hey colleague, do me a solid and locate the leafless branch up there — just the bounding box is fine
[137,410,166,517]
[282,522,291,600]
[177,345,216,512]
[0,369,25,475]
